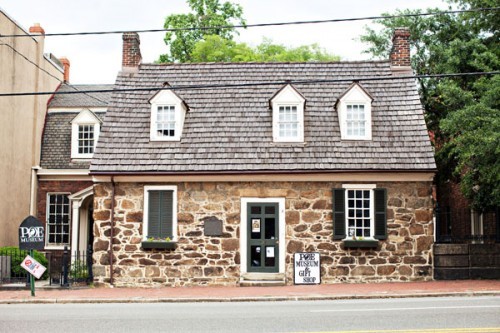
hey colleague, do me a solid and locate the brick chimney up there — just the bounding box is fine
[59,57,70,83]
[122,32,142,72]
[390,28,412,74]
[29,23,45,35]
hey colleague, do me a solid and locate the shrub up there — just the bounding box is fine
[0,246,49,280]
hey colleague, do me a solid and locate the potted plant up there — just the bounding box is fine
[343,229,378,249]
[141,236,177,250]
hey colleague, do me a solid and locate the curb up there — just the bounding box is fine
[1,291,499,305]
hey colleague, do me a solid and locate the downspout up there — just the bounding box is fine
[29,166,40,216]
[109,176,115,286]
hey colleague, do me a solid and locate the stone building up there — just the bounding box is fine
[89,29,436,287]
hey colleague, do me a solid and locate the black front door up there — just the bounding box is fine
[247,203,279,273]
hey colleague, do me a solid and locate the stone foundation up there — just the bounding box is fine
[92,181,434,287]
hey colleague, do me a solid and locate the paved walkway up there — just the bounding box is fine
[0,280,499,304]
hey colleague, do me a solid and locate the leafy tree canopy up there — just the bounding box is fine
[191,35,340,62]
[360,0,499,210]
[159,0,245,63]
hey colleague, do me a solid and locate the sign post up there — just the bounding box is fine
[294,252,321,285]
[18,216,45,297]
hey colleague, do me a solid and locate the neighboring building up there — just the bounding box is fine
[89,30,436,287]
[37,83,112,254]
[0,8,64,246]
[433,181,499,280]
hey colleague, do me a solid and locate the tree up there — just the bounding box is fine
[191,35,340,62]
[360,1,500,210]
[159,0,245,63]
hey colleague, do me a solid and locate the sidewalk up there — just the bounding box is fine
[0,280,499,304]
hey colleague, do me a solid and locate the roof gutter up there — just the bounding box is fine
[89,169,437,176]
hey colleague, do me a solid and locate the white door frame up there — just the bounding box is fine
[240,197,286,275]
[68,186,94,255]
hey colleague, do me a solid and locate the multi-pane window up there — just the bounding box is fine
[346,189,372,238]
[278,106,299,139]
[47,194,70,245]
[78,125,94,154]
[346,104,366,137]
[156,105,176,137]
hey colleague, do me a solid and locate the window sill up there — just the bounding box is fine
[141,241,177,250]
[343,240,379,249]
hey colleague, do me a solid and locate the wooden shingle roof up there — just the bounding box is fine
[40,84,111,169]
[90,61,436,174]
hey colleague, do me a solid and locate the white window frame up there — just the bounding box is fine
[338,84,373,140]
[45,192,71,249]
[342,184,376,240]
[71,110,101,159]
[143,185,178,241]
[149,90,187,142]
[271,85,305,143]
[470,209,484,244]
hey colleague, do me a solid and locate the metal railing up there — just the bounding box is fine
[47,246,94,286]
[1,246,93,286]
[435,206,499,244]
[0,248,30,284]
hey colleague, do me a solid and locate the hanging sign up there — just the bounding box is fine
[20,255,46,279]
[294,252,321,285]
[18,216,45,250]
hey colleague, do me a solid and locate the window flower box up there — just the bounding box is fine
[142,237,177,250]
[141,241,177,250]
[343,240,379,249]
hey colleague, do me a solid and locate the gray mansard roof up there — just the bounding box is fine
[90,61,436,174]
[49,84,113,108]
[40,84,111,169]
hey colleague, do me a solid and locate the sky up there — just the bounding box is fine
[2,0,449,84]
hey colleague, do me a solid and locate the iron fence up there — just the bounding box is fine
[435,206,499,244]
[47,246,94,286]
[0,248,30,284]
[0,246,93,286]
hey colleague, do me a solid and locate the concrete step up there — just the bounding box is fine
[240,273,285,287]
[240,280,286,287]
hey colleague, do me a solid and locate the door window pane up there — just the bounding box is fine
[250,246,261,267]
[265,246,275,267]
[265,218,276,239]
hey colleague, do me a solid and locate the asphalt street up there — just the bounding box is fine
[0,296,499,332]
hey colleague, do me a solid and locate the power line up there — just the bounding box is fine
[1,7,498,38]
[1,71,498,97]
[0,42,63,83]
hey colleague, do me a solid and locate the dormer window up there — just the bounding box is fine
[156,105,176,138]
[270,84,305,143]
[71,109,101,159]
[149,88,188,142]
[337,83,373,140]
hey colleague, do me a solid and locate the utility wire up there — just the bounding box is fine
[0,42,63,83]
[1,7,498,38]
[70,85,110,105]
[1,71,498,97]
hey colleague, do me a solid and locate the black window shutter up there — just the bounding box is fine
[148,190,174,239]
[374,188,387,240]
[160,190,174,238]
[333,188,346,240]
[148,191,161,238]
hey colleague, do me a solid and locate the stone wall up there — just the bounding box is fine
[92,181,434,287]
